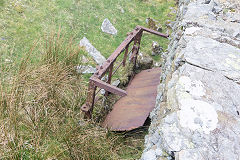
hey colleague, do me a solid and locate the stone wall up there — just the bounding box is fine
[141,0,240,159]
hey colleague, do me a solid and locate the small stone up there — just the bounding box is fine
[146,18,163,32]
[101,18,118,35]
[101,75,108,81]
[112,79,120,87]
[138,54,153,70]
[80,37,106,65]
[120,7,125,13]
[76,65,96,74]
[100,89,105,95]
[154,62,161,67]
[78,120,86,126]
[5,59,12,63]
[152,41,163,56]
[81,55,88,63]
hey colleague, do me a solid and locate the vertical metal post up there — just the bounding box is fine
[82,80,96,119]
[105,63,113,96]
[123,44,129,67]
[132,30,143,69]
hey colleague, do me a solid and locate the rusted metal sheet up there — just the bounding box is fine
[102,68,161,131]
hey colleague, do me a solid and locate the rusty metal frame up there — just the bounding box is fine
[81,26,168,118]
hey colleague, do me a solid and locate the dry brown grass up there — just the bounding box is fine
[0,31,121,159]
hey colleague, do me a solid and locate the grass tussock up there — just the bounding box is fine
[0,31,145,159]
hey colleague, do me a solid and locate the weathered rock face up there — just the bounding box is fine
[101,18,118,35]
[141,0,240,160]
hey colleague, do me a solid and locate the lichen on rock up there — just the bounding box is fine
[178,99,218,134]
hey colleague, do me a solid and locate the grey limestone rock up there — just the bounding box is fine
[152,41,163,56]
[142,0,240,159]
[138,53,153,70]
[76,65,96,74]
[179,36,240,82]
[79,37,106,65]
[111,79,120,87]
[101,18,118,35]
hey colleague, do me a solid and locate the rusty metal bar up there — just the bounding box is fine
[130,31,142,68]
[107,63,113,84]
[112,61,124,76]
[123,44,129,67]
[93,26,142,79]
[133,31,143,67]
[92,26,167,79]
[130,45,139,61]
[105,63,114,96]
[81,80,96,118]
[138,25,169,38]
[91,78,127,96]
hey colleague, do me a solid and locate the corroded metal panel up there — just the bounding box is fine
[102,68,161,131]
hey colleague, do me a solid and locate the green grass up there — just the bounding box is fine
[0,0,176,68]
